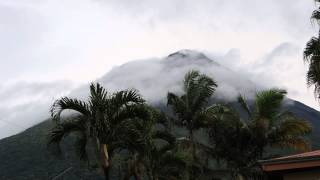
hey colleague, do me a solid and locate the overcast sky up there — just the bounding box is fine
[0,0,318,138]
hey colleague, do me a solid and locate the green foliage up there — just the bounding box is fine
[48,116,88,159]
[245,89,312,153]
[134,107,188,180]
[209,89,312,178]
[208,105,258,175]
[48,83,148,180]
[167,70,219,179]
[304,2,320,99]
[46,74,312,180]
[167,69,218,132]
[255,89,286,120]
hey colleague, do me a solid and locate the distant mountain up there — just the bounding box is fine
[0,50,319,179]
[285,100,320,148]
[0,120,104,180]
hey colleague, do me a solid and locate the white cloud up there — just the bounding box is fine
[90,50,260,104]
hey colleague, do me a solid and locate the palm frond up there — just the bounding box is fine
[191,73,217,111]
[237,95,252,119]
[51,97,90,121]
[272,136,311,152]
[183,70,200,93]
[306,58,320,98]
[75,131,88,160]
[304,37,320,62]
[278,113,312,135]
[184,71,201,109]
[255,89,287,120]
[167,92,187,120]
[48,118,86,145]
[311,9,320,22]
[48,117,88,159]
[200,104,240,126]
[110,89,144,109]
[89,83,108,104]
[110,118,147,153]
[276,120,311,137]
[270,113,312,151]
[112,104,150,125]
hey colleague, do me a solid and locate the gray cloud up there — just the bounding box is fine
[258,43,300,66]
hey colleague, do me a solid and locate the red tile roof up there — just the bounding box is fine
[260,150,320,172]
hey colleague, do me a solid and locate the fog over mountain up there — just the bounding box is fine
[91,50,260,103]
[0,49,310,139]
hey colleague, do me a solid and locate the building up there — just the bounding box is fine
[260,150,320,180]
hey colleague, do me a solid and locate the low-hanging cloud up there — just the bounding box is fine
[77,50,261,104]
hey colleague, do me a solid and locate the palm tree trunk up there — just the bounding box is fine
[189,129,196,157]
[101,144,111,180]
[189,129,196,180]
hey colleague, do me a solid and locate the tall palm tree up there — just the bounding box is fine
[304,1,320,98]
[48,83,148,180]
[238,89,312,158]
[167,70,217,179]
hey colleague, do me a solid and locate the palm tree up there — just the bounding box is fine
[208,105,262,179]
[209,90,311,179]
[304,1,320,98]
[48,83,148,180]
[238,89,312,158]
[167,70,217,179]
[124,107,188,180]
[145,109,188,180]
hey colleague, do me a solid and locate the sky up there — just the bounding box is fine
[0,0,318,138]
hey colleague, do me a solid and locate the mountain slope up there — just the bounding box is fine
[285,100,320,148]
[0,120,103,180]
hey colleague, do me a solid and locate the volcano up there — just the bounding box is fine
[0,50,319,179]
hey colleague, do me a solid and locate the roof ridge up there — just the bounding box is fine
[274,150,320,160]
